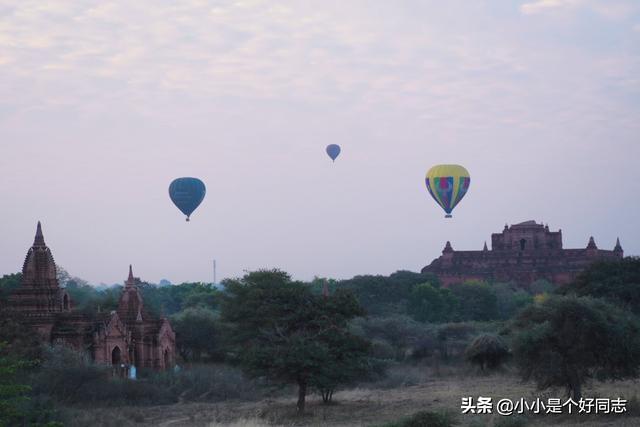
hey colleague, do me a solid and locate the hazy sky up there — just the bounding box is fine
[1,0,638,285]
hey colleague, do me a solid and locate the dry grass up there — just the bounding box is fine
[61,371,640,427]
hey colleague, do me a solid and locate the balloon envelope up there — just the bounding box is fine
[169,177,206,221]
[425,165,470,218]
[326,144,341,161]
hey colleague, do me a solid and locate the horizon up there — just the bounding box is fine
[3,218,632,287]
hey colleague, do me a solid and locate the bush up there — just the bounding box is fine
[411,334,438,361]
[370,339,396,360]
[436,323,478,361]
[509,295,640,401]
[558,257,640,314]
[352,315,433,361]
[464,334,510,371]
[149,364,261,402]
[381,410,457,427]
[30,346,175,406]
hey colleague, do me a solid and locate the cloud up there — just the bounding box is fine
[520,0,586,15]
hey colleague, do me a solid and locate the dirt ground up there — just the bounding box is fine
[63,374,640,427]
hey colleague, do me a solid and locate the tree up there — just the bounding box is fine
[0,344,32,427]
[492,282,533,320]
[337,271,439,316]
[559,258,640,314]
[220,270,371,412]
[407,283,458,323]
[464,334,509,371]
[0,274,21,304]
[509,295,640,401]
[170,307,219,362]
[351,315,428,361]
[0,310,42,361]
[448,281,499,321]
[436,323,477,361]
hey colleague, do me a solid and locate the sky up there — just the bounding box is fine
[0,0,638,285]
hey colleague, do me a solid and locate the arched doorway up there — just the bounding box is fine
[111,346,122,365]
[63,294,69,310]
[519,238,526,251]
[163,348,170,369]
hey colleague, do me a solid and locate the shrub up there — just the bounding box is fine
[30,346,175,406]
[509,295,640,401]
[370,339,396,360]
[436,323,477,361]
[381,410,457,427]
[149,364,261,402]
[411,334,438,361]
[464,334,510,371]
[352,315,432,361]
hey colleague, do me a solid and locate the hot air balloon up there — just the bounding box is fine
[169,177,206,221]
[425,165,470,218]
[326,144,341,162]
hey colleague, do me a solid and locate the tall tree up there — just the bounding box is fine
[509,295,640,400]
[220,270,371,412]
[558,258,640,314]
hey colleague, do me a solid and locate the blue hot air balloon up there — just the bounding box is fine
[326,144,341,162]
[169,177,206,221]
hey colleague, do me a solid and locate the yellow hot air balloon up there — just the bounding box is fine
[425,164,471,218]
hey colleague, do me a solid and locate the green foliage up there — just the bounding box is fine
[436,323,479,361]
[170,307,220,362]
[493,283,533,320]
[220,269,374,412]
[337,271,440,316]
[509,295,640,400]
[464,334,510,371]
[448,281,499,321]
[139,281,219,316]
[0,310,43,361]
[380,410,457,427]
[64,282,120,314]
[559,257,640,314]
[148,364,260,402]
[0,273,21,304]
[407,283,458,323]
[0,343,32,426]
[30,346,175,406]
[351,315,432,361]
[528,279,554,295]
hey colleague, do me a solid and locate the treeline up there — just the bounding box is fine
[1,258,640,422]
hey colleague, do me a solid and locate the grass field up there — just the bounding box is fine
[61,369,639,427]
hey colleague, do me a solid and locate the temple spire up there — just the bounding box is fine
[443,241,454,253]
[126,265,135,288]
[614,238,623,257]
[33,221,45,247]
[586,236,598,250]
[483,241,488,252]
[614,237,622,250]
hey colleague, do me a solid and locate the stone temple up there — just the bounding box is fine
[6,222,176,372]
[422,220,623,287]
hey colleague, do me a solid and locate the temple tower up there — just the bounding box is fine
[8,222,71,337]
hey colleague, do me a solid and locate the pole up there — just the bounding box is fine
[213,259,217,285]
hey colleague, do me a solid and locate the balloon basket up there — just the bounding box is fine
[445,214,452,218]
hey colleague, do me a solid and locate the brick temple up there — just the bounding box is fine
[422,220,624,286]
[6,222,176,371]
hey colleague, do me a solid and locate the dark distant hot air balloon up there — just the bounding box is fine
[326,144,341,162]
[169,177,206,221]
[425,165,470,218]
